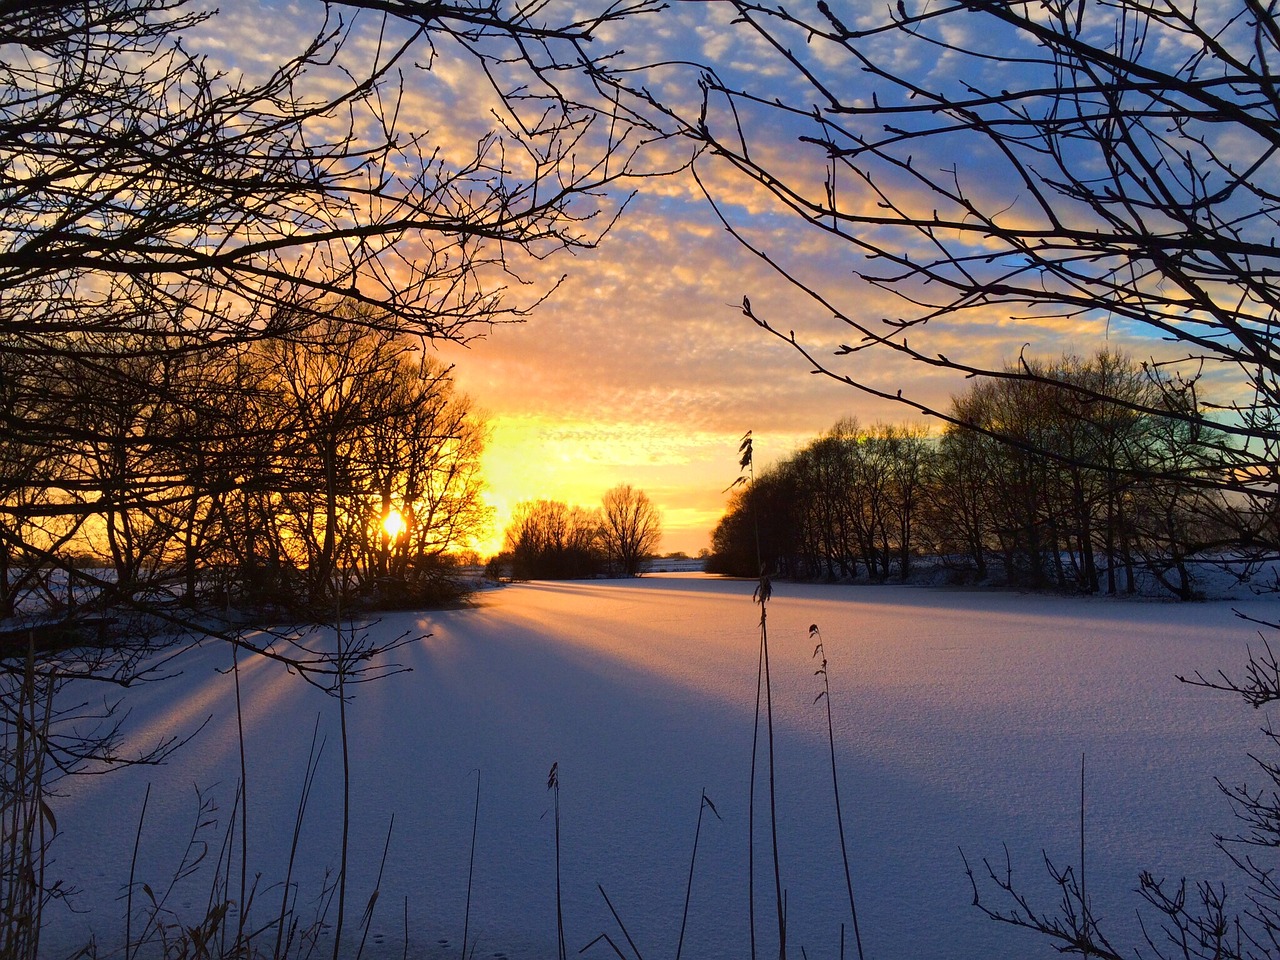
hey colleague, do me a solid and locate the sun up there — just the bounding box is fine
[381,507,406,540]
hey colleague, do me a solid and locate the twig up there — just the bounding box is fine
[596,884,644,960]
[125,783,152,960]
[677,791,721,960]
[810,626,865,960]
[462,769,481,960]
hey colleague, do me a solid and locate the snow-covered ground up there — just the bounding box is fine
[43,576,1279,960]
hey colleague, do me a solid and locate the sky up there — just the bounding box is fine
[196,0,1171,557]
[429,196,944,558]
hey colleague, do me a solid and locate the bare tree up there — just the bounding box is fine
[502,499,603,579]
[1,0,660,348]
[708,422,934,582]
[592,0,1280,524]
[599,484,662,576]
[925,429,993,580]
[935,351,1236,593]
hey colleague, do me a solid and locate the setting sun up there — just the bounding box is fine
[381,507,406,540]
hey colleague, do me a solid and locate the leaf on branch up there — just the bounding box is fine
[40,800,57,835]
[702,793,723,820]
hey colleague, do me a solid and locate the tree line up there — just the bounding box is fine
[1,304,488,616]
[708,351,1270,599]
[494,484,663,580]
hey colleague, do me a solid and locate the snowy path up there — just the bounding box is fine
[44,577,1276,960]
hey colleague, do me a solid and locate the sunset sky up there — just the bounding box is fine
[202,0,1156,556]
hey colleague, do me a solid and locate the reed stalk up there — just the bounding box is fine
[549,761,566,960]
[810,625,864,960]
[462,769,480,960]
[676,790,720,960]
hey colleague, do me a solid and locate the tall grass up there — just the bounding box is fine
[462,768,481,960]
[810,625,865,960]
[109,608,403,960]
[549,760,567,960]
[676,790,721,960]
[735,430,787,960]
[754,573,786,960]
[274,714,326,960]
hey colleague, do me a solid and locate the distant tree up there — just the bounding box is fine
[1126,382,1241,600]
[710,421,933,582]
[705,496,755,578]
[599,485,662,576]
[788,425,859,580]
[948,377,1058,588]
[924,428,993,580]
[709,353,1246,595]
[706,465,800,578]
[937,350,1239,595]
[502,500,603,580]
[355,367,489,580]
[883,425,933,580]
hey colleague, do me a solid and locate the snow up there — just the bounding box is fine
[42,576,1278,960]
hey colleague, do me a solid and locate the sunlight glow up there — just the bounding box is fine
[382,507,407,540]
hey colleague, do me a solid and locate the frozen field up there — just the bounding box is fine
[43,576,1279,960]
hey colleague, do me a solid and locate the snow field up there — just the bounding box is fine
[45,576,1273,960]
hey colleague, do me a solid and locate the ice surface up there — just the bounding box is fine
[42,577,1277,960]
